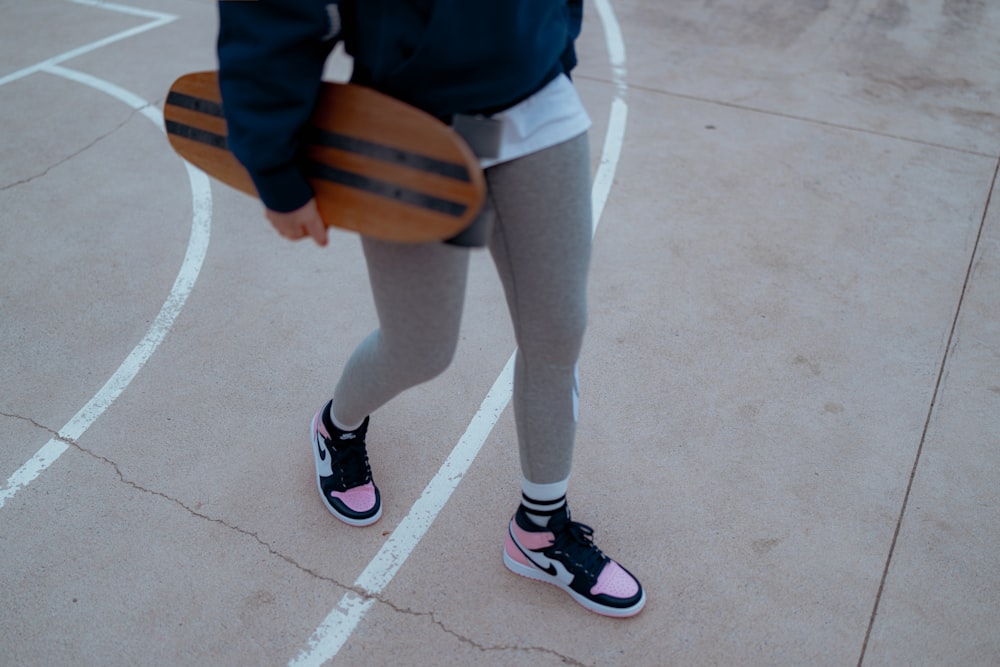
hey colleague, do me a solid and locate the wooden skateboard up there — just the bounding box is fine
[164,71,486,243]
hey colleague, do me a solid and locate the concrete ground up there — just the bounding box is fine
[2,0,998,665]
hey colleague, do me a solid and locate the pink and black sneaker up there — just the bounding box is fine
[311,402,381,526]
[504,505,645,617]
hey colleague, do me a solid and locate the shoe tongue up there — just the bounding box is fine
[544,505,571,531]
[323,408,369,443]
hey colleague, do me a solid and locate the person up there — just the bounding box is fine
[217,0,645,618]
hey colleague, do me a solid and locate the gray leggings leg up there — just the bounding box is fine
[487,132,592,483]
[331,240,469,425]
[331,132,592,484]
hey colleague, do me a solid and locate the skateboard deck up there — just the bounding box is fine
[164,71,486,243]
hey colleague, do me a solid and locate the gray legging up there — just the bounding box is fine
[331,131,592,484]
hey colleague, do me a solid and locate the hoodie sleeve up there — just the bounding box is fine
[216,1,339,212]
[561,0,584,75]
[567,0,583,38]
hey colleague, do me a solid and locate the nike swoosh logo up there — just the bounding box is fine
[530,554,576,584]
[318,438,327,462]
[533,559,558,577]
[510,527,559,576]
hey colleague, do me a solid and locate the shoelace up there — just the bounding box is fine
[329,439,372,487]
[547,515,609,584]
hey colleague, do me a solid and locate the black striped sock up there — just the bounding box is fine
[521,492,567,528]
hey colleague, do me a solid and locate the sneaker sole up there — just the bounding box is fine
[503,542,646,618]
[311,411,382,527]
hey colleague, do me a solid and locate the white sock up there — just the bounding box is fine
[521,477,569,527]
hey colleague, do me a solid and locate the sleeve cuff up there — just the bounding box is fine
[251,163,315,213]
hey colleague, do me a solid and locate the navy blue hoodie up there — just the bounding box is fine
[217,0,583,213]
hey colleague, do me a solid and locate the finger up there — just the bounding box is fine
[297,200,327,247]
[307,217,328,247]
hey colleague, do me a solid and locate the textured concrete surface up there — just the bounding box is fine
[2,1,998,665]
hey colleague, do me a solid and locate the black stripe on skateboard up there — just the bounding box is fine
[166,90,224,118]
[167,118,466,216]
[304,160,467,218]
[167,91,471,183]
[165,120,228,150]
[309,129,471,183]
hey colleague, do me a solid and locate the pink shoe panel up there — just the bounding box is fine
[509,521,555,551]
[590,560,639,598]
[505,531,535,567]
[331,483,377,512]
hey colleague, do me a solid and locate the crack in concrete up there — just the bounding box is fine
[2,409,350,588]
[3,410,589,664]
[386,604,592,665]
[5,411,349,582]
[1,411,59,436]
[0,104,148,192]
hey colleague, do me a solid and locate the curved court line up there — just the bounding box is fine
[0,61,213,509]
[290,2,629,663]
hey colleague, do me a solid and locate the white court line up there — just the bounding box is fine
[289,1,629,664]
[43,63,160,123]
[0,1,175,87]
[0,4,211,509]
